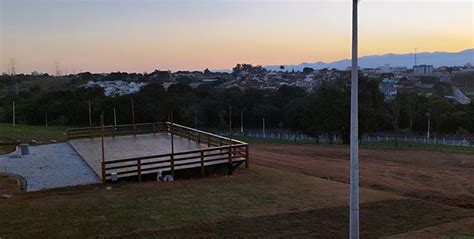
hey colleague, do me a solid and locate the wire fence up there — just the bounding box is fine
[207,128,474,147]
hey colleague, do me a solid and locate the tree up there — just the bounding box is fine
[427,95,455,133]
[303,67,314,74]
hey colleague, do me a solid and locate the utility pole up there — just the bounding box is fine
[10,59,19,95]
[88,99,92,127]
[427,112,431,139]
[12,100,16,127]
[88,99,93,139]
[45,110,48,127]
[55,61,61,77]
[194,111,198,129]
[350,1,360,239]
[415,48,418,67]
[131,97,136,136]
[240,110,244,134]
[113,108,117,127]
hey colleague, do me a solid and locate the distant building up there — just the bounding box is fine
[392,66,408,75]
[413,65,433,75]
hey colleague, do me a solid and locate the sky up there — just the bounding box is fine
[1,0,473,74]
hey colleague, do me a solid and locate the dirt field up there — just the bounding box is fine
[1,142,473,238]
[251,143,474,208]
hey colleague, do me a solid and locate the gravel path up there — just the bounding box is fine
[0,143,101,191]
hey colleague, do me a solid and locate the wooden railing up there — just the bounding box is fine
[67,122,249,181]
[67,122,167,140]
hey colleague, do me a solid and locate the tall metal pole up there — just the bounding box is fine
[88,99,93,139]
[113,108,117,127]
[88,99,92,127]
[240,110,244,134]
[194,112,198,129]
[427,112,430,139]
[12,100,15,127]
[350,1,360,238]
[131,98,136,136]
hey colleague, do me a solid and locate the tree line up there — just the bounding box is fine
[0,76,473,144]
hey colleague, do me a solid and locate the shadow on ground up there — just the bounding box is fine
[103,199,474,238]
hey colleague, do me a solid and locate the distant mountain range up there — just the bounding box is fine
[264,49,474,72]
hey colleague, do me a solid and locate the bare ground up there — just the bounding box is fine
[250,143,474,208]
[104,199,473,239]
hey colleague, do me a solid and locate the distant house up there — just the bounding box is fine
[379,78,397,99]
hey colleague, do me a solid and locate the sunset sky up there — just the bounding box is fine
[1,0,473,74]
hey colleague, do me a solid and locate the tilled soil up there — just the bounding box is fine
[250,143,474,208]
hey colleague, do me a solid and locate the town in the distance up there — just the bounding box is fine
[6,54,473,105]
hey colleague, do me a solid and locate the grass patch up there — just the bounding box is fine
[236,136,474,154]
[0,123,68,143]
[0,165,397,238]
[460,87,474,96]
[235,135,325,145]
[361,140,474,155]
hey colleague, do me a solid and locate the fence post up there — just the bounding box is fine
[152,123,156,136]
[198,132,201,144]
[137,159,142,182]
[101,161,106,183]
[170,154,175,177]
[208,135,211,147]
[200,151,205,176]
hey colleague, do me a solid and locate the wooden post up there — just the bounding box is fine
[137,159,142,182]
[152,122,156,136]
[200,151,205,176]
[132,97,136,136]
[88,99,92,139]
[197,132,201,144]
[208,135,211,147]
[170,111,175,176]
[100,113,106,182]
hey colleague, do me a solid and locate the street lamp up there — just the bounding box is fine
[350,0,360,239]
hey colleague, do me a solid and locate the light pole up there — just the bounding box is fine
[426,112,430,139]
[12,100,16,127]
[350,1,360,239]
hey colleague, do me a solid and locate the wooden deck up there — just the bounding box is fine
[68,123,248,181]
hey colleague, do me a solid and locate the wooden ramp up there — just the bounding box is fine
[68,123,249,181]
